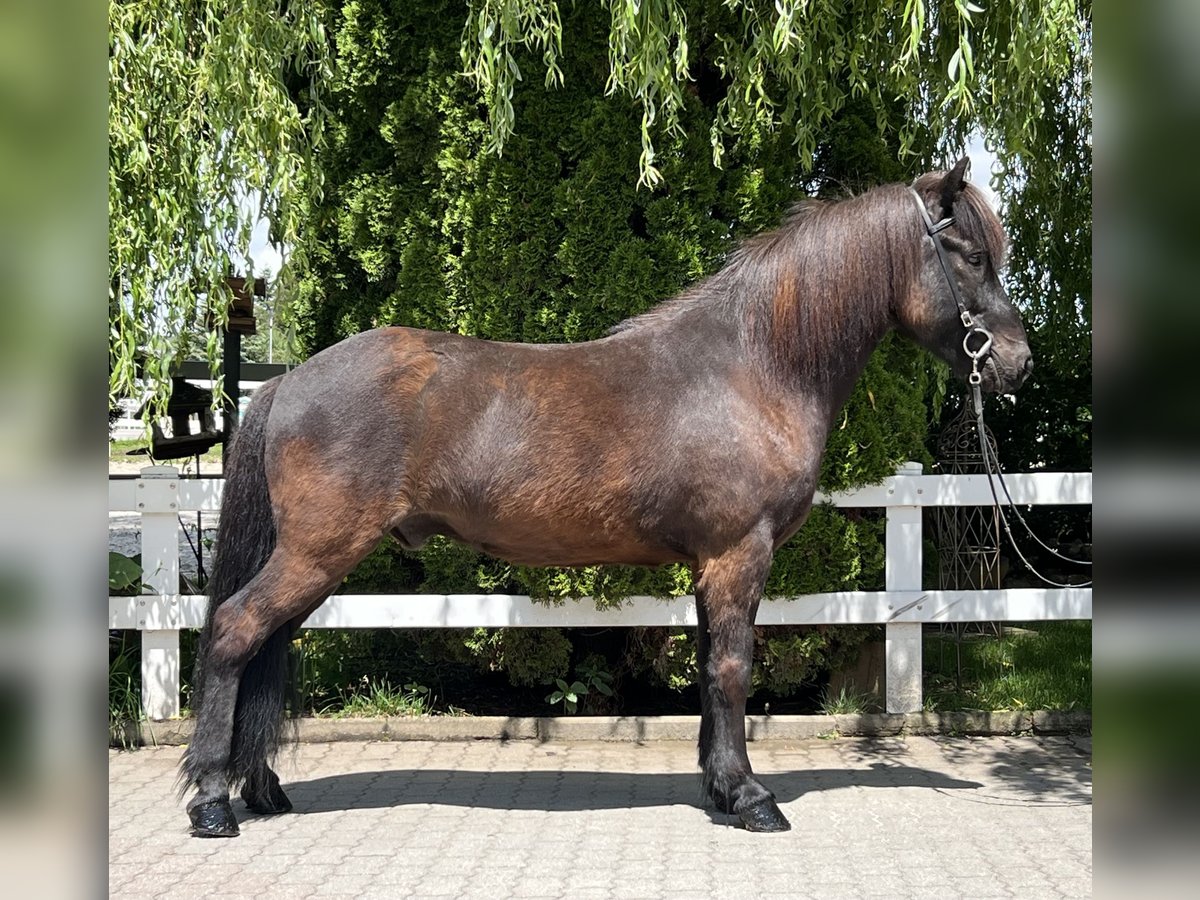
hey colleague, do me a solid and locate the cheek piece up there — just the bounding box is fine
[907,187,994,393]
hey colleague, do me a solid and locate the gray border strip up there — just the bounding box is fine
[127,710,1089,747]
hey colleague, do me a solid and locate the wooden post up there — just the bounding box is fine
[138,466,181,720]
[885,461,924,713]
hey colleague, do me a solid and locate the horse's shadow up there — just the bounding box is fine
[267,764,982,818]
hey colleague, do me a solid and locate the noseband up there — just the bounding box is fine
[908,188,993,387]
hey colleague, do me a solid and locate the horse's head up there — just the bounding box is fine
[900,158,1032,394]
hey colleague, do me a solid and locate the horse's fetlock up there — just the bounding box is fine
[731,778,774,813]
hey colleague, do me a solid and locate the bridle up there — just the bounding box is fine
[908,187,994,390]
[909,186,1091,589]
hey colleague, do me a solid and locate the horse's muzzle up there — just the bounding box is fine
[985,349,1033,393]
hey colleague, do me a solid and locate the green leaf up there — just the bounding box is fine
[948,47,963,82]
[109,0,332,418]
[108,552,143,592]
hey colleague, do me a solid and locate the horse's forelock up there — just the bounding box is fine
[911,171,1008,268]
[955,183,1008,268]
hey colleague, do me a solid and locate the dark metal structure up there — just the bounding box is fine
[931,395,1004,688]
[134,377,222,461]
[933,396,1002,593]
[218,276,264,464]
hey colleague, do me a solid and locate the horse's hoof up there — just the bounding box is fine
[739,797,791,833]
[188,798,240,837]
[241,780,293,815]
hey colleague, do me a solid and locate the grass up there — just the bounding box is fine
[109,438,223,465]
[317,678,437,719]
[818,684,877,715]
[923,621,1091,712]
[109,634,141,748]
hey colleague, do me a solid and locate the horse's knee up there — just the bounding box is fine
[713,654,750,697]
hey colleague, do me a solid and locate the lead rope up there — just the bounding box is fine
[968,382,1092,588]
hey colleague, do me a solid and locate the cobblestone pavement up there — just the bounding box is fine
[109,735,1091,899]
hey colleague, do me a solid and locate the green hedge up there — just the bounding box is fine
[293,0,941,705]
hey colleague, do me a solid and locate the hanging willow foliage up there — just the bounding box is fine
[110,0,1088,412]
[108,0,331,419]
[461,0,1086,185]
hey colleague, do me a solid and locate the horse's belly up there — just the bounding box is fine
[452,514,684,568]
[489,542,682,568]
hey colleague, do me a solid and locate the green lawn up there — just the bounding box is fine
[109,438,223,465]
[923,621,1092,712]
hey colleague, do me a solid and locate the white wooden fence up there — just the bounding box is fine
[108,462,1091,720]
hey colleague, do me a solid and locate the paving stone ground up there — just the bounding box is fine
[109,735,1092,899]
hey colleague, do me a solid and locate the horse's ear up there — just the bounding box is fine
[939,156,971,213]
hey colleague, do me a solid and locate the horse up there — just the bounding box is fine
[181,158,1032,836]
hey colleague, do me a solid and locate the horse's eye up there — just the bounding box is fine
[967,251,984,267]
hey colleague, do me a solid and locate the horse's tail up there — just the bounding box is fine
[192,375,292,785]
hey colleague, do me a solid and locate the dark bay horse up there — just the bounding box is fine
[182,159,1032,835]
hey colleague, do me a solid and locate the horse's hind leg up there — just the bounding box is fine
[185,540,376,836]
[695,529,791,832]
[237,609,318,814]
[235,622,300,815]
[241,761,291,814]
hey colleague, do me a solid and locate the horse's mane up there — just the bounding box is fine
[609,173,1007,383]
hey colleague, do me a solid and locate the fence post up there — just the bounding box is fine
[885,461,924,713]
[138,465,181,720]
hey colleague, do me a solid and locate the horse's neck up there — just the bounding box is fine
[627,281,892,416]
[825,321,893,410]
[762,297,893,415]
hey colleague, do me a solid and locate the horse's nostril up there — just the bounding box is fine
[1023,356,1035,375]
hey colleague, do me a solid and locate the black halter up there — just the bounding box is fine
[908,188,993,387]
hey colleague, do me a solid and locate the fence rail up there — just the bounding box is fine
[109,463,1091,720]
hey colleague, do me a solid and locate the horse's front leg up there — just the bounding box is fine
[695,529,791,832]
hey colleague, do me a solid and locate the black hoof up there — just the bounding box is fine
[241,775,293,815]
[188,798,240,837]
[739,797,791,833]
